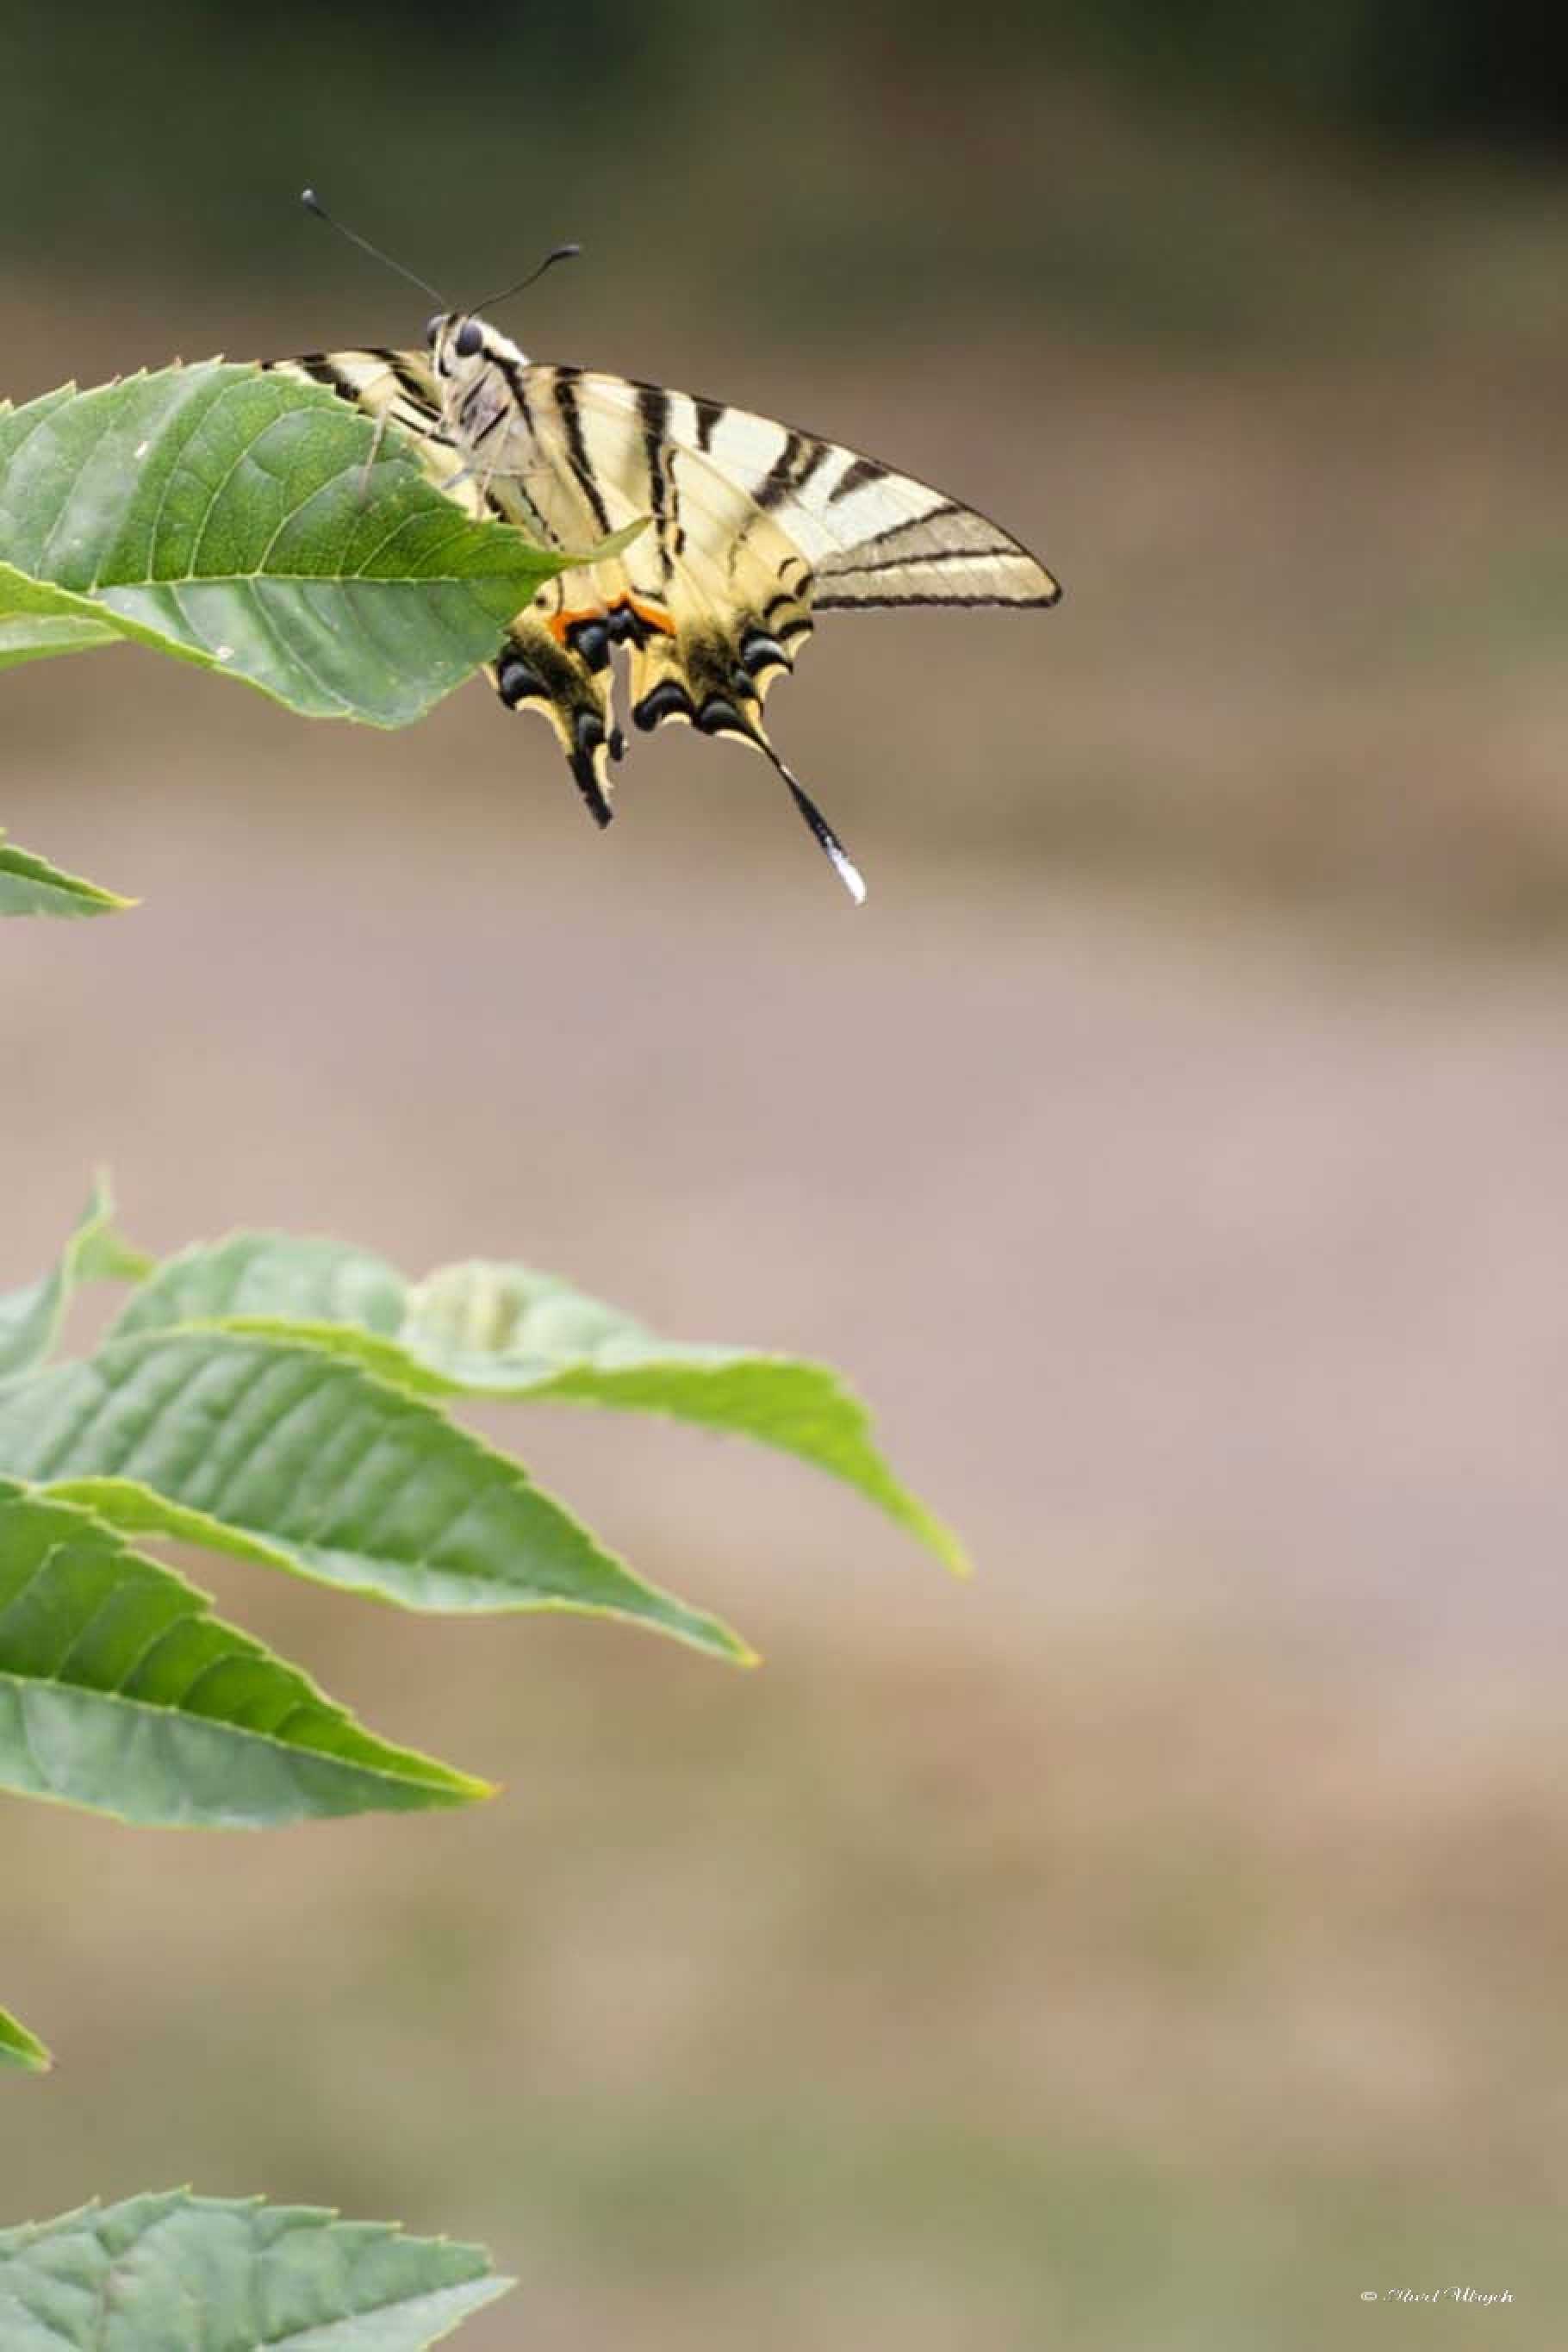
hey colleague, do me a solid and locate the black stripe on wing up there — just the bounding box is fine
[815,586,1061,611]
[551,365,614,538]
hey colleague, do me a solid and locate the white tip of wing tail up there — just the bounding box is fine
[826,837,868,905]
[775,760,868,906]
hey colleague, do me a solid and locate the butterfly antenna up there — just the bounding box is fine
[300,188,448,307]
[755,741,866,904]
[472,243,583,314]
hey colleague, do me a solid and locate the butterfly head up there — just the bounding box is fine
[301,193,573,384]
[424,311,530,380]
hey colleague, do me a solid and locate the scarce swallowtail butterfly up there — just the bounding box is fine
[272,195,1061,903]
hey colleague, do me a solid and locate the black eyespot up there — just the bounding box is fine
[424,314,443,346]
[739,628,790,677]
[566,616,610,672]
[632,680,695,732]
[696,696,746,737]
[496,654,543,708]
[454,318,483,358]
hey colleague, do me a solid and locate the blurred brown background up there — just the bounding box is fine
[5,3,1568,2343]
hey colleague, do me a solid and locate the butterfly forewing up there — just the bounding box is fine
[565,372,1059,611]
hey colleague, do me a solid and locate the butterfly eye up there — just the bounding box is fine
[424,314,443,346]
[455,318,484,359]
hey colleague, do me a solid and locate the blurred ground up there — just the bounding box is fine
[9,1612,1568,2349]
[6,18,1568,2346]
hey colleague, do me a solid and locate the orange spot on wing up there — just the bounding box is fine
[545,592,677,651]
[622,593,675,638]
[547,604,603,648]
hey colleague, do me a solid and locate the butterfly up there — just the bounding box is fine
[271,199,1061,901]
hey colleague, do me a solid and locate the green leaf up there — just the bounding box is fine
[0,609,121,669]
[112,1230,408,1341]
[0,1328,750,1662]
[0,1479,489,1826]
[0,2006,50,2075]
[0,2190,513,2348]
[0,561,151,668]
[0,1176,151,1383]
[408,1260,969,1571]
[112,1233,968,1573]
[0,829,133,917]
[0,364,594,725]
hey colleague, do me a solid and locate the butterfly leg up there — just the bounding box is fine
[353,402,395,500]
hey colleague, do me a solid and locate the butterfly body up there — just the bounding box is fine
[270,307,1059,899]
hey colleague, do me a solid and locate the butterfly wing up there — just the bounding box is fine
[496,369,1059,890]
[268,346,1059,892]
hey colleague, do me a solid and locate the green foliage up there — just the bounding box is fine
[114,1233,969,1571]
[0,2006,49,2075]
[0,1190,960,2043]
[0,831,131,918]
[0,364,582,725]
[0,1177,149,1380]
[0,1206,956,1667]
[2,1328,748,1656]
[0,1478,488,1827]
[0,2191,512,2347]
